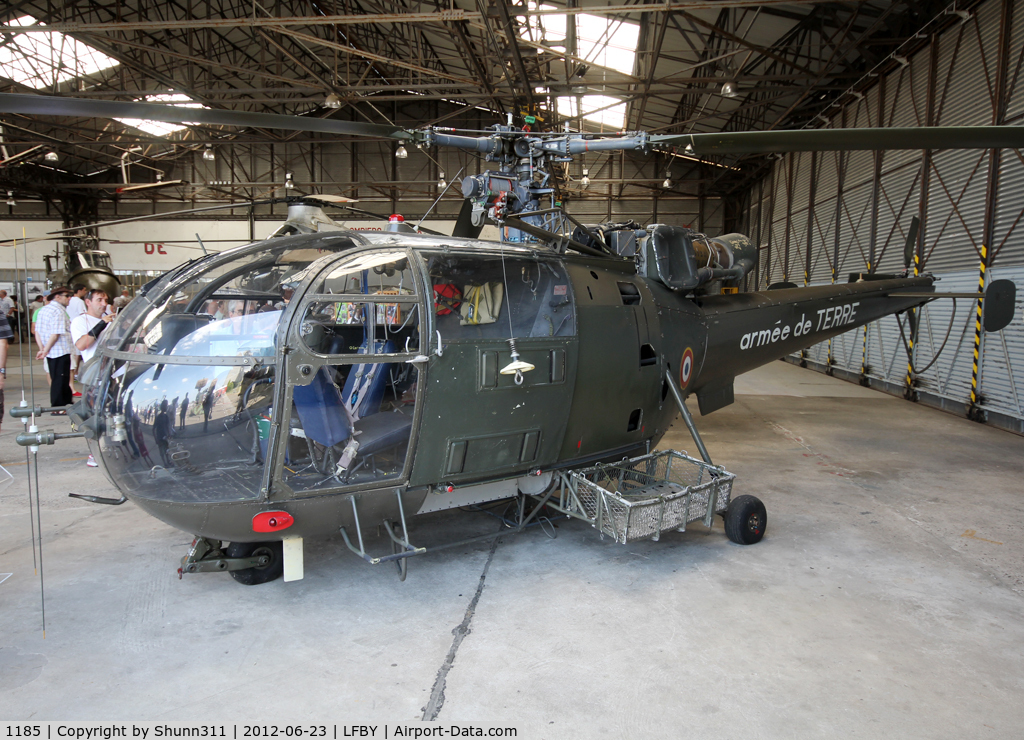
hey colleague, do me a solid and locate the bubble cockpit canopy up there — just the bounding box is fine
[87,232,370,506]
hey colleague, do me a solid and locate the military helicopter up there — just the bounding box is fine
[0,92,1018,586]
[0,222,121,297]
[43,235,121,298]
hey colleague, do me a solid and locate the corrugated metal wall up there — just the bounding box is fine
[741,0,1024,433]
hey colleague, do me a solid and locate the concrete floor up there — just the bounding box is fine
[2,344,1024,736]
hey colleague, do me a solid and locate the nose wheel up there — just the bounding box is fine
[226,540,284,584]
[724,495,767,545]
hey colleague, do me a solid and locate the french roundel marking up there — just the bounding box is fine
[680,347,694,389]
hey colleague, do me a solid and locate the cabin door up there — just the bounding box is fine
[409,251,578,487]
[268,249,425,499]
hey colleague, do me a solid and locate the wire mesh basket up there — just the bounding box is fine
[555,450,734,544]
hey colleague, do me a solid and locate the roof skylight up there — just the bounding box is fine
[114,93,207,137]
[523,5,639,73]
[556,95,628,129]
[0,15,120,89]
[524,5,638,128]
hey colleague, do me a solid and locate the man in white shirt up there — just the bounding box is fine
[66,284,88,321]
[35,287,74,410]
[70,289,114,468]
[70,289,114,364]
[66,284,88,396]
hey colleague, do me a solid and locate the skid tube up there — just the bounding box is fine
[339,487,561,571]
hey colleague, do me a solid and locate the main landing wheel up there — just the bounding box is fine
[724,495,767,545]
[390,524,408,582]
[226,540,284,585]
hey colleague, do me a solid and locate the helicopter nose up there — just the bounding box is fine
[77,271,120,299]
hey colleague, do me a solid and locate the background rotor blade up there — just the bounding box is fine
[0,93,416,140]
[653,126,1024,154]
[47,202,266,234]
[305,193,358,203]
[903,216,920,270]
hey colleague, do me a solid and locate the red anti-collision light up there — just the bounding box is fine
[253,511,294,533]
[389,213,404,222]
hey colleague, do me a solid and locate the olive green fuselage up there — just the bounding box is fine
[104,238,933,544]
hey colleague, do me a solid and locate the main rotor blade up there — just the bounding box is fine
[47,201,265,234]
[0,93,417,140]
[654,126,1024,154]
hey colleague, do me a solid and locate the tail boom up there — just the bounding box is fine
[688,276,935,404]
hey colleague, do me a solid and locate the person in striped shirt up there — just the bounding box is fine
[34,287,74,412]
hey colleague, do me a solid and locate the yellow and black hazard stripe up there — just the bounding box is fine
[969,245,987,408]
[904,251,921,394]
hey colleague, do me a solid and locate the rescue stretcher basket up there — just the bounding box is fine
[551,450,734,544]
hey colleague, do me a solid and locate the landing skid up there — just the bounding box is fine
[339,487,561,580]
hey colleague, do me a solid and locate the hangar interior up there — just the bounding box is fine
[2,0,1024,734]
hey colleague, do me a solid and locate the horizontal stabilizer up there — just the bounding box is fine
[889,279,1015,332]
[697,380,735,416]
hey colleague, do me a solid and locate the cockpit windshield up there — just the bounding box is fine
[75,251,112,271]
[88,234,362,504]
[117,240,338,357]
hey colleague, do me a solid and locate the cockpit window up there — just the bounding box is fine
[88,236,358,505]
[301,250,419,356]
[75,251,110,270]
[77,251,112,270]
[98,359,271,502]
[119,245,319,357]
[423,252,575,340]
[170,309,280,358]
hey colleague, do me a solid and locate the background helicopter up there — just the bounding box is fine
[0,91,1019,586]
[43,234,121,297]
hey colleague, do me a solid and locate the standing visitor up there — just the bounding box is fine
[35,287,74,412]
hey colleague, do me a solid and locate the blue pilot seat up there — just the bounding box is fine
[292,365,411,468]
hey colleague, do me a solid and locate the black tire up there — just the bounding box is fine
[724,495,767,545]
[226,541,284,585]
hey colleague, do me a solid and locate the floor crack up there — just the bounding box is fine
[421,538,499,721]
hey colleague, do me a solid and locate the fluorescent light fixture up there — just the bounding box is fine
[0,145,45,167]
[116,179,186,194]
[115,93,207,137]
[0,16,120,89]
